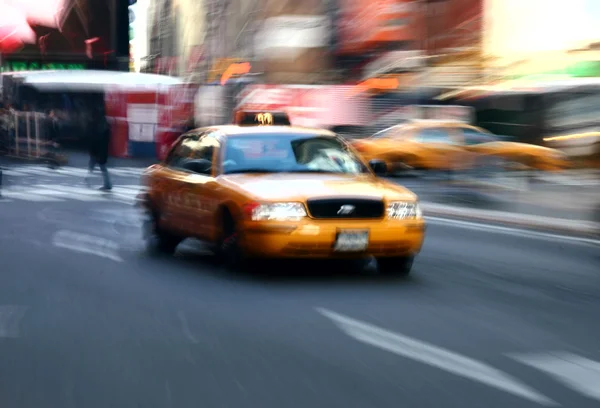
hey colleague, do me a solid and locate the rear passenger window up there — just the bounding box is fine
[414,128,456,144]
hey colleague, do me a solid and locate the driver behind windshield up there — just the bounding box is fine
[222,134,367,175]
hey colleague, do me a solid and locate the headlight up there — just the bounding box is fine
[387,201,422,219]
[246,202,307,221]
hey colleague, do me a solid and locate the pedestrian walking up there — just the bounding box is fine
[84,108,112,191]
[184,116,195,133]
[46,109,61,169]
[0,103,11,198]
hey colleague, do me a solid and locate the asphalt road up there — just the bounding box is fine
[1,165,600,408]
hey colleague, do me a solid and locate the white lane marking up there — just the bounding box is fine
[50,167,89,177]
[510,352,600,402]
[10,167,56,176]
[111,168,144,176]
[3,166,144,178]
[1,184,139,204]
[0,169,30,176]
[177,311,199,344]
[0,306,28,338]
[426,216,600,247]
[317,308,557,406]
[1,191,63,202]
[51,230,123,262]
[34,184,109,196]
[34,187,106,202]
[110,186,143,202]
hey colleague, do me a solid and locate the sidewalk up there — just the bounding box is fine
[405,176,600,239]
[65,150,159,169]
[422,202,600,239]
[1,149,159,169]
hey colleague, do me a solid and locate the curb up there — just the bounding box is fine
[422,202,600,239]
[1,155,157,169]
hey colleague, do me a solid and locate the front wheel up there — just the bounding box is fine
[216,213,247,272]
[377,256,414,277]
[144,210,182,255]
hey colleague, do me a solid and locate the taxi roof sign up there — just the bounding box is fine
[234,111,291,126]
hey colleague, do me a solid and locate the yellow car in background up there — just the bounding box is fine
[138,115,425,276]
[351,120,570,174]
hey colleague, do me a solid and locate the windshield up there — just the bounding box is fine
[370,126,403,139]
[222,134,369,175]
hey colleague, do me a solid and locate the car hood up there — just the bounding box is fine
[219,173,417,202]
[484,141,564,156]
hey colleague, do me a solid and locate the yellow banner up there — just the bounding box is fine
[207,58,242,83]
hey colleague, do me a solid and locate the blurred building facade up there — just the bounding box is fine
[146,0,179,75]
[421,0,484,87]
[144,0,490,87]
[483,0,600,80]
[1,0,130,72]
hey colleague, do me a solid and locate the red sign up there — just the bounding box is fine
[235,85,370,128]
[104,89,129,158]
[155,84,196,160]
[336,0,419,55]
[186,45,204,73]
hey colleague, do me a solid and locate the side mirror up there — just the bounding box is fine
[181,159,212,175]
[368,159,387,175]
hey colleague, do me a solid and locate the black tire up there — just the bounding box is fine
[474,155,504,180]
[217,211,246,271]
[377,256,414,277]
[144,210,182,255]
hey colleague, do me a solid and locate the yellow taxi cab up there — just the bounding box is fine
[138,111,425,276]
[351,109,570,174]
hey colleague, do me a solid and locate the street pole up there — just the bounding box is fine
[0,52,3,101]
[0,52,3,197]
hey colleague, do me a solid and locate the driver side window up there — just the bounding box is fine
[165,135,198,169]
[165,132,217,175]
[462,128,495,145]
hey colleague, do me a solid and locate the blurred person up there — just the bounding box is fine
[0,104,7,197]
[0,104,9,155]
[84,108,112,191]
[45,109,61,169]
[184,117,195,133]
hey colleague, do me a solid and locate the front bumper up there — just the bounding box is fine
[240,219,426,259]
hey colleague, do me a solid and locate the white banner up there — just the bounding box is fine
[127,104,158,142]
[254,15,330,58]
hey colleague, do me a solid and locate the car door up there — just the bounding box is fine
[158,131,208,236]
[176,131,222,240]
[352,126,403,160]
[458,127,500,171]
[411,127,463,170]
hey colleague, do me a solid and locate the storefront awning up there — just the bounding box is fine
[17,70,182,92]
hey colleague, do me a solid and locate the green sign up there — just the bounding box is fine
[508,61,600,80]
[0,62,86,72]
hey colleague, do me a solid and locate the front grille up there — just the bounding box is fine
[306,198,385,219]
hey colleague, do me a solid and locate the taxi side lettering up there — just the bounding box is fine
[166,191,217,212]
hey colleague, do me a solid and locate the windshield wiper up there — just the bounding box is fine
[225,168,279,174]
[284,169,339,173]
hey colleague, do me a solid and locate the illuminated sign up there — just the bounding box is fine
[256,113,273,125]
[235,111,291,126]
[1,0,113,59]
[207,58,242,83]
[1,62,86,72]
[220,62,251,85]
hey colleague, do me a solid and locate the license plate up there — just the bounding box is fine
[334,230,369,252]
